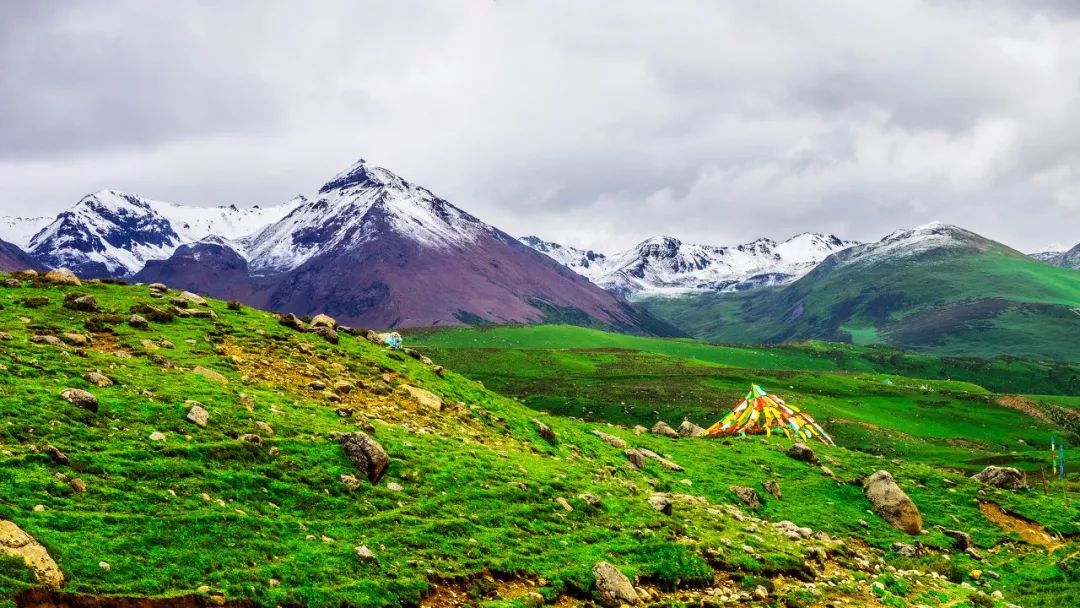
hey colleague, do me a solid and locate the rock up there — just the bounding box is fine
[45,268,80,286]
[61,388,98,413]
[729,485,761,509]
[433,365,445,378]
[403,347,422,360]
[592,562,639,607]
[2,278,20,288]
[69,478,86,493]
[310,313,337,329]
[129,314,149,329]
[312,325,339,344]
[624,448,646,470]
[555,497,574,512]
[308,380,327,390]
[971,466,1027,490]
[67,295,99,312]
[647,493,673,515]
[532,419,557,443]
[333,380,355,395]
[186,403,209,428]
[386,481,403,492]
[175,291,207,306]
[651,421,679,438]
[45,445,70,465]
[227,299,242,311]
[592,430,627,448]
[965,547,984,560]
[31,335,65,347]
[944,529,973,551]
[85,371,113,387]
[254,421,275,435]
[633,425,647,435]
[193,366,228,383]
[578,493,601,507]
[0,332,11,340]
[340,432,389,484]
[863,470,922,534]
[188,309,217,319]
[891,542,918,557]
[149,431,166,441]
[753,586,768,601]
[148,283,168,292]
[636,448,684,471]
[403,385,443,411]
[677,419,707,437]
[354,545,378,563]
[0,519,65,587]
[61,332,89,346]
[340,474,362,491]
[786,442,819,465]
[762,479,782,500]
[278,313,307,331]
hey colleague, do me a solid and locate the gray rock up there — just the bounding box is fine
[85,371,113,387]
[532,419,557,443]
[762,479,782,500]
[185,402,209,428]
[944,529,973,551]
[647,493,673,515]
[677,419,707,437]
[650,421,679,438]
[340,432,389,484]
[60,388,98,413]
[624,448,646,470]
[592,562,639,607]
[971,466,1027,490]
[786,442,819,465]
[729,485,761,509]
[592,430,627,449]
[354,545,378,563]
[864,470,922,534]
[129,314,149,329]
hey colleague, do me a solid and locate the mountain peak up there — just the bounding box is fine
[319,158,409,193]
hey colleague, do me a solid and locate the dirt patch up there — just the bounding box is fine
[16,589,251,608]
[979,502,1064,552]
[994,395,1054,425]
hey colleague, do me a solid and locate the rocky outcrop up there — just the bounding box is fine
[650,421,679,438]
[592,430,627,449]
[185,402,209,428]
[729,485,761,509]
[677,419,707,437]
[864,470,922,534]
[340,432,389,484]
[0,520,64,587]
[532,419,557,444]
[44,268,80,286]
[592,562,639,607]
[971,466,1026,490]
[60,388,98,413]
[762,479,782,500]
[786,442,819,465]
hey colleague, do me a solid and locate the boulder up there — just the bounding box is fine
[944,529,973,551]
[60,388,98,413]
[636,448,684,471]
[971,466,1027,490]
[729,485,761,509]
[403,385,443,411]
[786,442,819,465]
[66,295,99,312]
[532,419,557,443]
[310,314,336,329]
[0,519,65,587]
[278,313,307,332]
[651,421,679,438]
[863,470,922,534]
[677,419,707,437]
[61,332,88,346]
[31,335,65,347]
[312,326,339,344]
[45,445,70,465]
[147,283,168,292]
[592,430,627,449]
[762,479,782,500]
[186,402,209,428]
[647,493,673,515]
[44,268,80,286]
[340,432,389,484]
[624,448,646,470]
[128,314,149,329]
[175,291,207,306]
[193,366,228,383]
[592,562,639,607]
[354,545,378,563]
[333,380,355,395]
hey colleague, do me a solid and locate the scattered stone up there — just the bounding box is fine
[0,332,11,340]
[864,470,922,534]
[624,448,646,470]
[31,335,65,347]
[354,545,378,563]
[44,268,80,286]
[333,380,355,395]
[340,474,362,491]
[403,385,442,411]
[310,313,336,329]
[44,445,69,465]
[786,442,819,465]
[592,430,627,449]
[2,278,20,288]
[753,586,768,601]
[129,314,149,329]
[403,347,422,360]
[68,478,86,493]
[729,485,761,509]
[555,497,574,512]
[677,419,707,437]
[592,562,639,607]
[386,481,403,492]
[433,365,445,378]
[254,421,274,435]
[85,371,113,387]
[762,479,782,500]
[340,432,389,484]
[60,332,89,346]
[67,295,99,312]
[578,493,601,507]
[239,434,262,445]
[312,326,339,344]
[149,431,166,441]
[308,380,327,390]
[636,448,683,471]
[891,542,918,557]
[650,421,679,438]
[965,547,984,560]
[647,493,673,515]
[227,299,242,311]
[278,313,307,331]
[632,425,647,435]
[61,388,98,413]
[944,529,973,551]
[193,366,228,383]
[0,519,65,587]
[532,419,557,443]
[175,291,207,306]
[971,466,1027,490]
[99,561,110,572]
[186,403,209,428]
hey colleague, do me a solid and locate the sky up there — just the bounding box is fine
[2,0,1080,254]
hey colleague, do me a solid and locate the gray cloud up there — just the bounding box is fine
[1,0,1079,254]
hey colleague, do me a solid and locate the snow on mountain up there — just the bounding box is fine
[835,221,999,267]
[244,159,491,274]
[0,215,53,248]
[521,232,856,298]
[518,236,608,280]
[26,190,300,277]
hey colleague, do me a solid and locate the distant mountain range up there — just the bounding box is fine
[520,233,857,297]
[1031,244,1080,269]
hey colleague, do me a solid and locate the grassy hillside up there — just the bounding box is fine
[640,240,1080,362]
[410,325,1080,473]
[1,274,1077,608]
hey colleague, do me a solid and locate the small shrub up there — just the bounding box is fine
[19,296,49,308]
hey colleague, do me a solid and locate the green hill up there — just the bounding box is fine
[640,224,1080,362]
[1,273,1078,608]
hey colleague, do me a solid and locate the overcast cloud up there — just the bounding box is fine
[2,0,1079,253]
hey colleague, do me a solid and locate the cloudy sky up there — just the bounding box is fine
[2,0,1080,253]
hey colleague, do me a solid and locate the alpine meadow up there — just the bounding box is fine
[2,3,1079,608]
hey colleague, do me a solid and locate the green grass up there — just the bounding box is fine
[642,245,1080,362]
[1,275,1077,607]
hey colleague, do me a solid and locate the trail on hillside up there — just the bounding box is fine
[979,502,1064,551]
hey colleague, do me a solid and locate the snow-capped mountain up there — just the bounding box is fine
[521,232,857,298]
[0,215,52,248]
[518,236,608,281]
[26,190,300,277]
[832,222,1002,268]
[135,159,673,333]
[1030,242,1080,269]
